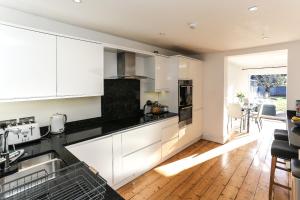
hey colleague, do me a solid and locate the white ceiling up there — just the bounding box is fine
[0,0,300,53]
[228,49,288,68]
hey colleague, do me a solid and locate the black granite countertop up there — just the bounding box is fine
[287,110,300,149]
[7,112,178,200]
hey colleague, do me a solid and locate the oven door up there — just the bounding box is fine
[179,106,193,126]
[179,85,193,107]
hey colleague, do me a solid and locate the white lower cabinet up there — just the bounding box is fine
[112,134,123,185]
[162,137,178,160]
[66,136,113,186]
[66,117,198,189]
[122,142,161,181]
[178,124,193,149]
[192,108,203,139]
[122,123,161,156]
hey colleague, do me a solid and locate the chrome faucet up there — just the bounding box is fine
[0,125,22,173]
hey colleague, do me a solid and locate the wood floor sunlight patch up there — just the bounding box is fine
[154,134,259,177]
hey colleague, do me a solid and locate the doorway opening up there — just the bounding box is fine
[225,49,288,140]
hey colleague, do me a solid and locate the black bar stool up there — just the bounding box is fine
[269,139,298,200]
[274,129,289,141]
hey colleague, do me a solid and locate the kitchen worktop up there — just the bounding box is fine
[287,110,300,149]
[9,112,178,200]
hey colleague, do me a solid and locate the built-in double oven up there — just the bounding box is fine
[178,80,193,127]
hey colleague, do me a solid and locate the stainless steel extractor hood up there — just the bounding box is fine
[116,52,149,79]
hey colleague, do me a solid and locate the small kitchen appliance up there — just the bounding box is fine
[5,123,41,145]
[50,113,67,134]
[0,117,41,146]
[143,100,153,115]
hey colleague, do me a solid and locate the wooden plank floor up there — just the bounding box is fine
[117,119,289,200]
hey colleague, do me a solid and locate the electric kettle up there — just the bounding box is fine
[50,113,67,134]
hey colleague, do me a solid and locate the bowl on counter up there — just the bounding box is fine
[291,119,300,127]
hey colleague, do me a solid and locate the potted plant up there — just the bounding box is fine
[236,92,245,103]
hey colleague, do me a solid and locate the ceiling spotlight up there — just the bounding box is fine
[262,36,270,40]
[73,0,82,3]
[188,22,198,30]
[248,6,258,12]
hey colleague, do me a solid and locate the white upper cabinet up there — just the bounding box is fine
[57,37,104,97]
[178,57,192,80]
[144,55,170,92]
[190,60,203,109]
[0,25,56,100]
[154,55,170,91]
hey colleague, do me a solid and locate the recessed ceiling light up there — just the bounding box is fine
[248,6,258,12]
[262,36,270,40]
[73,0,82,3]
[188,22,198,29]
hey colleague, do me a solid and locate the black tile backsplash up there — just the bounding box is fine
[101,79,140,121]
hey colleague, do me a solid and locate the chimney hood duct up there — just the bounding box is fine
[116,52,149,79]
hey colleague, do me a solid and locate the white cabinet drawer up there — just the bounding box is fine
[161,123,179,142]
[122,123,161,156]
[162,137,178,159]
[122,142,161,180]
[162,117,178,128]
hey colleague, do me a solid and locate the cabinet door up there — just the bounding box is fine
[66,137,113,186]
[57,37,103,97]
[191,60,203,109]
[161,122,179,143]
[192,108,203,139]
[178,57,191,80]
[112,134,122,185]
[0,25,56,100]
[122,142,161,181]
[178,124,193,149]
[155,55,169,91]
[162,137,178,160]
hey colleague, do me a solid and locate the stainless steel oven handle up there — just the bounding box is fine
[181,106,192,110]
[180,86,193,88]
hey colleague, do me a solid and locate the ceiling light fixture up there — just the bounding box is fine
[188,22,198,30]
[73,0,82,3]
[248,6,258,12]
[262,36,269,40]
[159,32,166,36]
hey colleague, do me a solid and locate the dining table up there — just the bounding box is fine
[242,104,258,133]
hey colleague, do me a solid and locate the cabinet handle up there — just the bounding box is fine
[89,165,99,175]
[181,106,192,110]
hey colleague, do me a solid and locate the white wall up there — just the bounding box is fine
[203,40,300,144]
[0,6,178,127]
[0,97,101,126]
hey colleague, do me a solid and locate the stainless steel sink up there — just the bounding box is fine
[0,152,65,198]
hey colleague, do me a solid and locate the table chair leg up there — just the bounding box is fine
[269,156,277,200]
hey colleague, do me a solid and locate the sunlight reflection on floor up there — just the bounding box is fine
[155,134,259,177]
